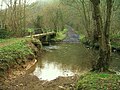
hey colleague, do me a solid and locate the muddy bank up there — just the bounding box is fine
[0,38,42,78]
[0,39,80,90]
[0,73,79,90]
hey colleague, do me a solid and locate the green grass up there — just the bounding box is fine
[0,38,16,43]
[0,38,26,45]
[77,72,120,90]
[0,38,34,75]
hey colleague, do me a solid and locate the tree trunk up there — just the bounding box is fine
[103,0,113,71]
[91,0,113,72]
[23,0,26,32]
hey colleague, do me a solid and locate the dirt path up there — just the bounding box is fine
[0,73,79,90]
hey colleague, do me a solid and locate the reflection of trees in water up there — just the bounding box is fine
[33,44,120,80]
[39,44,95,73]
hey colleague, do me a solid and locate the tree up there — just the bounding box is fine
[91,0,113,72]
[34,15,43,34]
[1,0,27,37]
[60,0,92,37]
[41,2,66,32]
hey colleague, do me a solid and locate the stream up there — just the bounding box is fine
[32,43,120,81]
[33,43,93,81]
[1,43,120,90]
[33,43,120,81]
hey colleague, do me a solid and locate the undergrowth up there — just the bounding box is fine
[0,38,34,76]
[55,29,68,41]
[77,72,120,90]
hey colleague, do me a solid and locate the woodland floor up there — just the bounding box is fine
[0,58,79,90]
[0,72,79,90]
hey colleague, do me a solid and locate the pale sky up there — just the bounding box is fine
[0,0,38,9]
[27,0,37,4]
[0,0,34,9]
[0,0,54,9]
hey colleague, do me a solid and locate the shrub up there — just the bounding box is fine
[0,28,9,39]
[54,28,68,41]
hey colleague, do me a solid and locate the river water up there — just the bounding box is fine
[32,43,120,81]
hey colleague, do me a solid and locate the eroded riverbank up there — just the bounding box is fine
[0,43,91,90]
[0,73,79,90]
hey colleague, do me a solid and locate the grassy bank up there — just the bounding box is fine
[0,38,41,77]
[54,29,68,41]
[77,72,120,90]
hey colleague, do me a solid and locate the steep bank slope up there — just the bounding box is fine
[0,38,42,78]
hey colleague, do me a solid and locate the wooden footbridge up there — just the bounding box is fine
[27,32,56,45]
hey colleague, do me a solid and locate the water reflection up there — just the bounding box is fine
[31,43,120,80]
[33,61,76,81]
[33,43,94,81]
